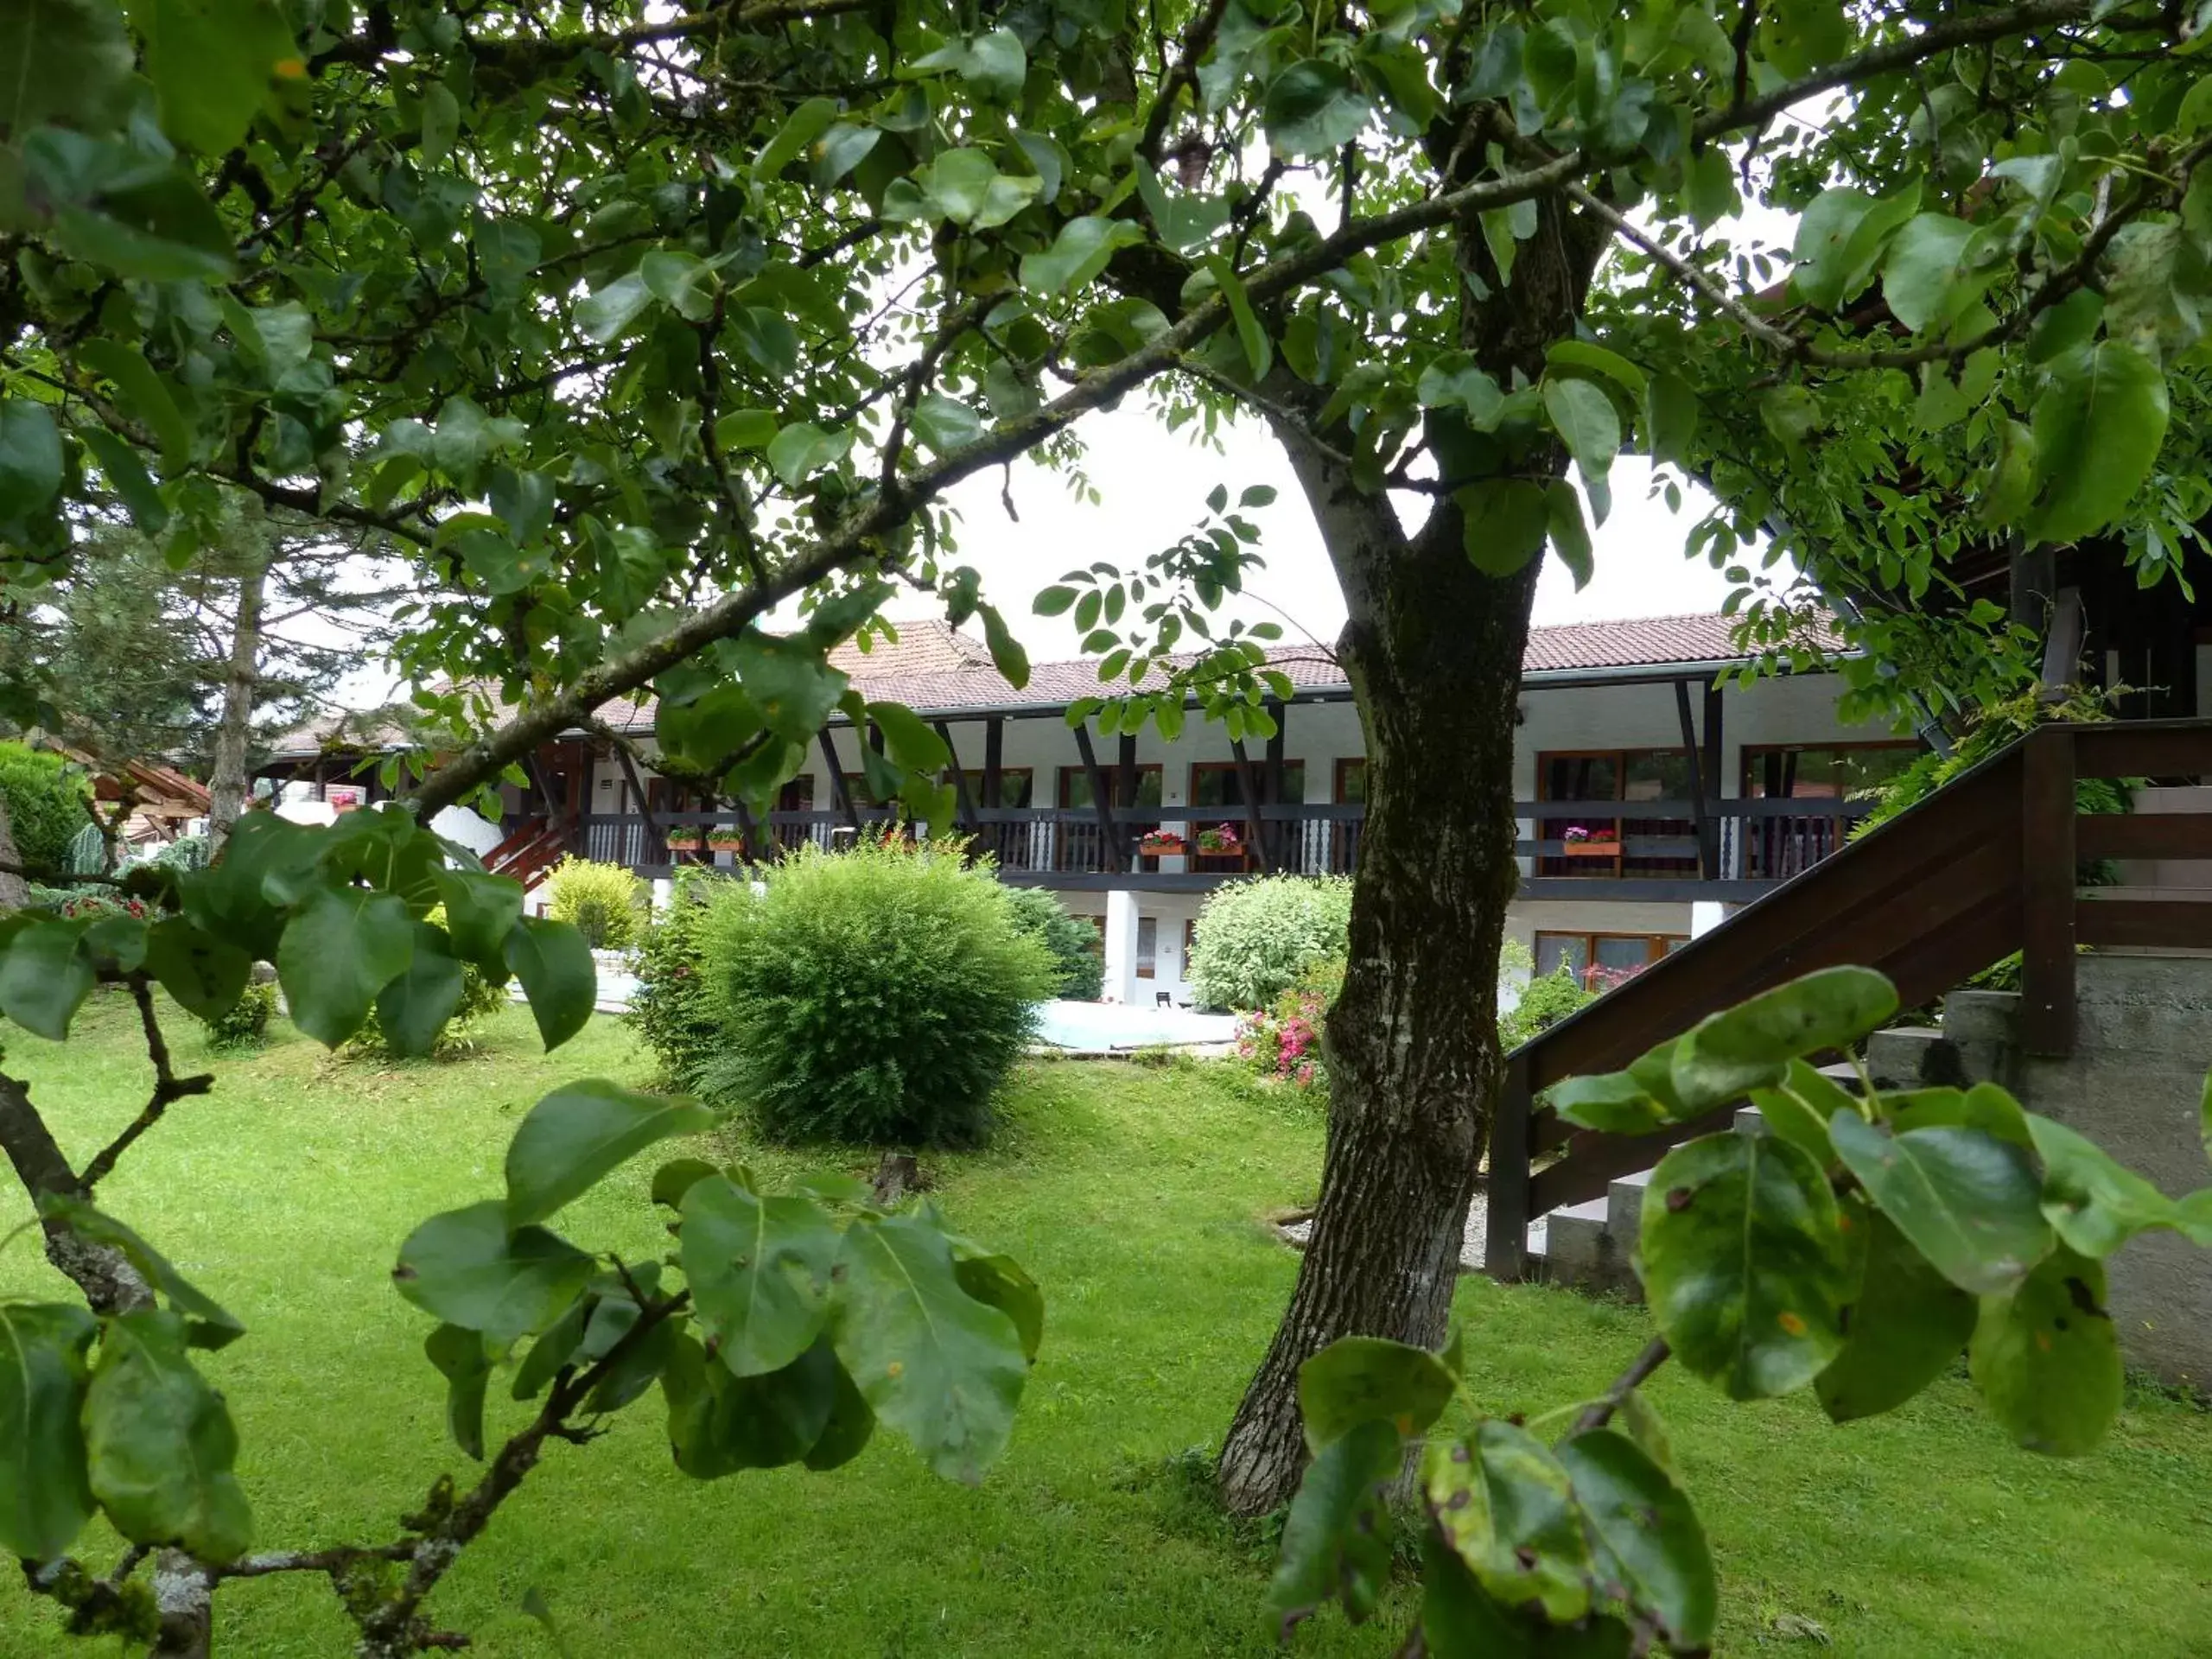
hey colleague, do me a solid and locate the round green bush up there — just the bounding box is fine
[543,855,647,949]
[0,743,92,880]
[1185,874,1353,1011]
[1497,965,1596,1050]
[1004,887,1104,1001]
[695,838,1053,1147]
[202,980,277,1052]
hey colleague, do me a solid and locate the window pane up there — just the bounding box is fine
[1136,914,1158,978]
[1338,760,1366,804]
[1535,933,1587,978]
[1624,751,1692,802]
[1593,936,1650,971]
[1281,762,1306,803]
[1126,768,1163,808]
[1192,766,1239,808]
[1544,755,1618,802]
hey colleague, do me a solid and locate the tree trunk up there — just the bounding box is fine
[1217,200,1597,1516]
[0,790,26,910]
[206,552,267,856]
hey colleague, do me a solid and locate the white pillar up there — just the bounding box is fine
[1103,889,1141,1004]
[1691,899,1727,939]
[651,877,672,912]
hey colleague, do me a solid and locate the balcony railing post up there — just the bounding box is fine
[2020,725,2078,1057]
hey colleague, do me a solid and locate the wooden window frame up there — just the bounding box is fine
[1533,931,1686,982]
[1187,759,1308,808]
[1738,741,1922,799]
[1334,758,1365,804]
[1055,764,1154,809]
[1534,748,1696,877]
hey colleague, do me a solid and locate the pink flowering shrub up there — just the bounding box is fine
[1235,955,1344,1096]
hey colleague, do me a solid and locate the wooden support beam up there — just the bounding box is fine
[1674,679,1713,880]
[935,721,980,836]
[1229,738,1273,874]
[2040,585,2085,693]
[1482,1051,1534,1281]
[819,731,861,834]
[522,752,562,820]
[982,717,1004,809]
[2019,726,2077,1058]
[1701,682,1725,877]
[1071,721,1122,872]
[1116,733,1137,817]
[1264,698,1287,866]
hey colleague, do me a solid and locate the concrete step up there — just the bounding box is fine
[1866,1026,1966,1090]
[1542,1197,1633,1294]
[1607,1168,1651,1238]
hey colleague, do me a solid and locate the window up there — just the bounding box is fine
[1335,759,1366,804]
[1135,914,1158,979]
[1057,766,1158,809]
[1535,750,1697,878]
[1190,760,1306,807]
[1533,931,1686,985]
[968,767,1035,807]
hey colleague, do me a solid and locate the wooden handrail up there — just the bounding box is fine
[1484,718,2212,1283]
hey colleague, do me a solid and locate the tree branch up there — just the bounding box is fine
[1571,1337,1671,1435]
[78,979,216,1193]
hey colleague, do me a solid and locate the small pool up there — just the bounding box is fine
[1031,999,1239,1052]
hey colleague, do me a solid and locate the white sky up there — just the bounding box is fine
[931,402,1741,661]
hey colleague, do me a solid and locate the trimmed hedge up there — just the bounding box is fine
[1185,874,1352,1011]
[543,855,647,949]
[1004,887,1104,1001]
[0,744,92,879]
[695,838,1053,1147]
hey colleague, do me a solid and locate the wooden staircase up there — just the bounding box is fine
[1485,717,2212,1281]
[485,815,575,893]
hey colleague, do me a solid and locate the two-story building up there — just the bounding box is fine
[264,609,1919,1003]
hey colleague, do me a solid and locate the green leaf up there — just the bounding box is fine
[79,427,167,533]
[765,421,854,489]
[651,1157,718,1211]
[1204,257,1271,379]
[130,0,299,155]
[664,1330,840,1476]
[0,0,135,141]
[1980,416,2037,529]
[809,122,880,188]
[641,248,715,321]
[948,1245,1044,1363]
[1790,187,1877,311]
[2026,340,2170,546]
[84,1310,251,1561]
[1416,353,1504,429]
[373,921,467,1059]
[1968,1244,2122,1456]
[1262,60,1373,157]
[866,700,952,772]
[1298,1337,1455,1452]
[429,867,523,976]
[1455,479,1549,576]
[1891,1080,2032,1147]
[1643,372,1697,467]
[1425,1419,1591,1622]
[680,1173,842,1376]
[1547,1069,1669,1135]
[509,1294,591,1402]
[831,1212,1027,1484]
[1020,215,1144,297]
[1829,1115,2051,1296]
[143,916,248,1025]
[423,1323,493,1460]
[1670,966,1897,1109]
[0,1301,97,1561]
[801,1351,877,1471]
[909,27,1027,101]
[41,1197,244,1351]
[714,409,778,452]
[1745,1058,1851,1166]
[503,916,596,1051]
[1265,1416,1398,1634]
[980,604,1029,690]
[1541,376,1621,480]
[582,1308,677,1415]
[1815,1206,1977,1423]
[1639,1131,1851,1399]
[2026,1112,2187,1257]
[755,95,837,179]
[276,885,413,1047]
[1546,340,1646,394]
[1684,148,1736,229]
[1544,480,1592,589]
[909,392,984,454]
[506,1079,715,1229]
[0,919,92,1040]
[392,1201,594,1346]
[0,398,63,521]
[76,340,193,473]
[1881,214,1976,334]
[1557,1429,1716,1649]
[576,270,653,343]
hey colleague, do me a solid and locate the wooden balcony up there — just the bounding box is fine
[557,796,1873,899]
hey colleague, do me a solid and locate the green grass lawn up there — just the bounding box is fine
[2,993,2209,1656]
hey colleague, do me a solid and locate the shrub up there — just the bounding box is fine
[1498,965,1598,1050]
[0,743,92,879]
[1185,874,1352,1011]
[1004,887,1104,1001]
[202,980,277,1052]
[543,855,647,949]
[627,867,735,1091]
[694,837,1053,1146]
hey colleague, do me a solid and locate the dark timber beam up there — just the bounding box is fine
[1071,721,1123,872]
[1701,682,1725,878]
[1263,697,1287,866]
[1675,679,1713,880]
[982,717,1004,809]
[819,731,862,833]
[1116,733,1137,817]
[935,721,980,836]
[1229,738,1273,874]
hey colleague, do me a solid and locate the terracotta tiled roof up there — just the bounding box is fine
[270,611,1821,754]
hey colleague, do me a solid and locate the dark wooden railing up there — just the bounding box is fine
[1484,718,2212,1282]
[486,813,575,892]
